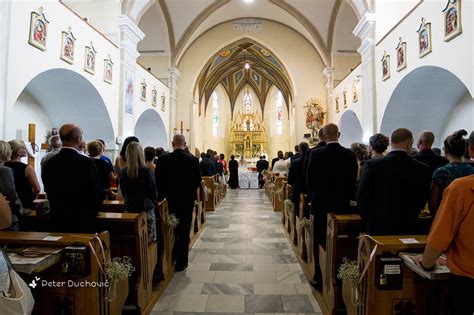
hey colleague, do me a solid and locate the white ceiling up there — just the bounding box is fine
[138,1,170,54]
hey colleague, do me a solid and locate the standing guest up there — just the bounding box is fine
[0,141,22,230]
[351,143,368,182]
[429,130,474,216]
[291,145,300,161]
[368,133,389,159]
[154,147,166,166]
[120,142,157,242]
[200,153,216,176]
[412,131,474,315]
[273,153,291,176]
[115,136,140,172]
[307,124,358,290]
[228,155,239,189]
[6,139,40,210]
[41,135,62,172]
[87,141,115,200]
[144,146,157,173]
[357,128,431,236]
[78,141,87,155]
[256,155,269,188]
[303,128,326,191]
[218,154,227,174]
[433,148,442,156]
[288,142,309,206]
[413,131,449,177]
[271,151,284,169]
[0,194,12,230]
[42,124,104,233]
[199,152,205,162]
[155,134,201,271]
[97,139,114,167]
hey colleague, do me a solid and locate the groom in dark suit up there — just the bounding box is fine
[155,134,202,271]
[357,128,431,235]
[42,124,104,233]
[306,124,358,290]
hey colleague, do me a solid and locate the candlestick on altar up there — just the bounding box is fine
[180,121,184,134]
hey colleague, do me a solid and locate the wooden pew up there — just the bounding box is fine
[202,176,218,211]
[272,176,286,212]
[321,214,362,315]
[101,200,125,213]
[355,235,448,315]
[155,200,175,280]
[97,212,157,313]
[0,231,127,315]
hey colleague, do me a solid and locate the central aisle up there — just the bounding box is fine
[152,189,323,314]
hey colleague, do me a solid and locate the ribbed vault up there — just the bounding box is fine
[195,38,293,116]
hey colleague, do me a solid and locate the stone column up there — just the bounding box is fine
[353,13,376,143]
[0,0,12,139]
[168,67,181,140]
[322,67,335,125]
[118,15,144,140]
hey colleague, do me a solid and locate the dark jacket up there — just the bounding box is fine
[356,150,431,235]
[413,149,448,177]
[200,158,216,176]
[0,166,22,229]
[256,160,269,173]
[155,149,202,213]
[42,148,104,233]
[303,141,326,191]
[288,156,304,203]
[119,166,157,212]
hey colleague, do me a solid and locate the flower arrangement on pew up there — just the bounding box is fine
[104,256,135,302]
[168,213,180,229]
[337,257,363,309]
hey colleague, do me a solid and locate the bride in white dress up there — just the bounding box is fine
[238,156,250,189]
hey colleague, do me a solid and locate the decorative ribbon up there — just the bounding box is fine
[357,233,383,284]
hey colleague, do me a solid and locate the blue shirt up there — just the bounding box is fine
[433,162,474,196]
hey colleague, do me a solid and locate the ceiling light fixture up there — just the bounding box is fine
[244,49,250,70]
[243,0,254,4]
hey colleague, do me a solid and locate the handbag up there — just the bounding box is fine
[0,250,35,315]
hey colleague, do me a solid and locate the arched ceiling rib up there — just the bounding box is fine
[196,38,293,116]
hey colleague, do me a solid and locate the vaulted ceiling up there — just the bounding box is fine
[195,38,293,115]
[133,0,366,67]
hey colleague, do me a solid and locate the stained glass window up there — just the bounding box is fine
[276,91,283,135]
[212,91,219,137]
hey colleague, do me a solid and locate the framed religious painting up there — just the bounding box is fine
[381,51,390,81]
[140,80,147,102]
[417,18,432,58]
[60,27,76,64]
[28,7,49,51]
[161,93,166,112]
[335,96,340,113]
[343,91,348,108]
[396,37,407,72]
[151,87,157,107]
[352,82,358,103]
[103,55,113,84]
[84,43,97,75]
[443,0,462,41]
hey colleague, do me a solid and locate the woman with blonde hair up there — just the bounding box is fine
[5,139,40,210]
[0,141,22,230]
[119,142,157,241]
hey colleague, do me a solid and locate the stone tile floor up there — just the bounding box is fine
[152,189,322,315]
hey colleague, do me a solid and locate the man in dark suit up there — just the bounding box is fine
[256,155,269,188]
[290,145,300,161]
[357,128,431,236]
[288,142,309,205]
[413,131,448,177]
[302,128,326,190]
[271,151,284,169]
[42,124,104,233]
[306,124,358,289]
[155,134,202,271]
[199,153,216,176]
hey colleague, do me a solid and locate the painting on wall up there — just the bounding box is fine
[396,37,407,71]
[343,91,348,108]
[125,71,134,116]
[417,18,432,58]
[141,80,147,102]
[103,55,113,84]
[152,87,157,107]
[335,96,340,113]
[381,51,390,81]
[28,7,49,51]
[60,27,76,64]
[161,93,166,112]
[443,0,462,41]
[352,82,358,103]
[84,43,97,75]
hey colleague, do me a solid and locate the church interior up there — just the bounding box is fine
[0,0,473,314]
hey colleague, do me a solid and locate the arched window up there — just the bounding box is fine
[244,90,253,114]
[276,91,283,135]
[212,91,219,137]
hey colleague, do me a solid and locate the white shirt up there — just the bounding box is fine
[273,159,290,176]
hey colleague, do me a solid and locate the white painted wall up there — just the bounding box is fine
[375,0,422,41]
[137,55,170,84]
[203,85,231,157]
[440,92,474,146]
[264,86,290,159]
[338,110,363,148]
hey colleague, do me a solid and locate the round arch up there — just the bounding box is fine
[10,68,115,144]
[380,66,471,145]
[339,110,363,147]
[134,109,169,150]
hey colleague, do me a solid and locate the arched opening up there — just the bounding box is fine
[339,110,363,147]
[134,109,168,150]
[380,66,472,146]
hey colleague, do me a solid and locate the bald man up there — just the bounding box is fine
[155,134,202,271]
[413,130,448,177]
[306,123,358,290]
[42,124,104,233]
[357,128,430,235]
